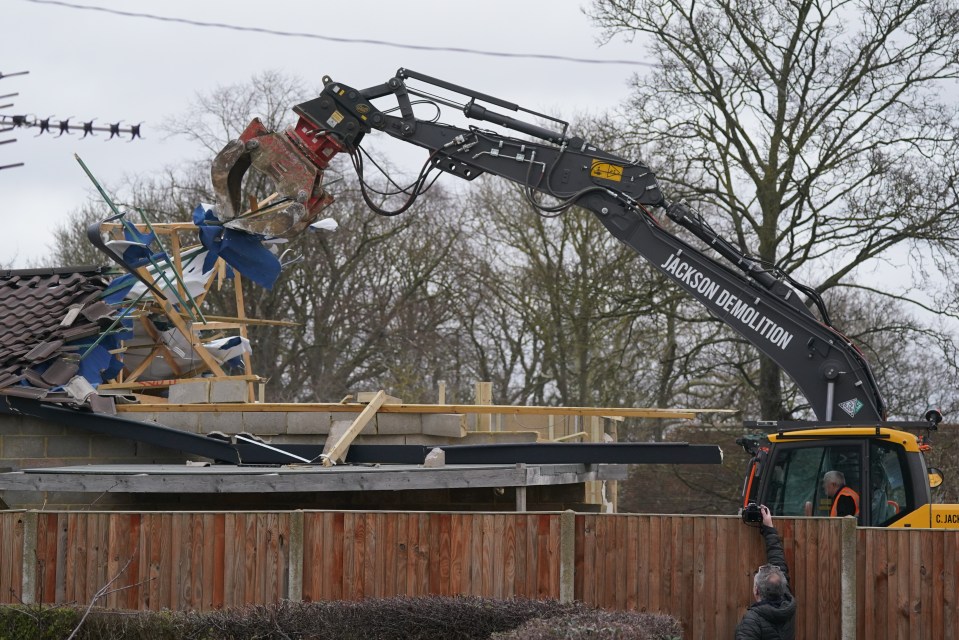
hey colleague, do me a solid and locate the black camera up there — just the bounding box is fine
[741,502,763,525]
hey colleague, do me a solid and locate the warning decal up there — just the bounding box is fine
[590,160,624,182]
[326,110,344,129]
[838,398,864,418]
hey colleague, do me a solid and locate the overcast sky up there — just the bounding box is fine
[2,0,650,267]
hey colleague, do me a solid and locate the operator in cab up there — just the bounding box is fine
[823,470,859,518]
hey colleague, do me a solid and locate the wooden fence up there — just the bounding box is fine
[1,509,956,639]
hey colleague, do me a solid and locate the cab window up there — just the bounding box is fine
[765,444,862,518]
[868,440,912,526]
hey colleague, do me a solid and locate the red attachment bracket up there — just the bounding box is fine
[211,118,345,230]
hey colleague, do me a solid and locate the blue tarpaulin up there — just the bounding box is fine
[192,204,281,289]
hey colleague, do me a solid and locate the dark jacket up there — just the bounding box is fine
[734,524,796,640]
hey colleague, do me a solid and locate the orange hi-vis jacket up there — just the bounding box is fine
[829,486,860,517]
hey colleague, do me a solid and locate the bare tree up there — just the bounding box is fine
[45,72,474,403]
[589,0,959,419]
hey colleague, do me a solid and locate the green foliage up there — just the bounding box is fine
[0,605,80,640]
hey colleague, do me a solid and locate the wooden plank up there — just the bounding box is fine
[331,512,345,601]
[606,516,618,608]
[416,513,434,596]
[222,513,236,608]
[615,516,628,611]
[229,272,256,402]
[40,513,58,603]
[526,513,539,599]
[122,514,140,610]
[535,514,550,599]
[303,512,320,600]
[672,516,685,621]
[628,516,641,612]
[931,531,944,640]
[161,514,175,610]
[356,391,403,404]
[515,514,529,597]
[321,390,387,465]
[897,531,909,640]
[591,515,605,606]
[693,517,706,637]
[144,513,158,610]
[859,528,869,640]
[383,512,396,597]
[200,513,214,610]
[548,513,560,600]
[646,516,660,612]
[481,514,494,597]
[262,513,276,602]
[909,531,921,640]
[394,512,409,596]
[427,513,440,594]
[579,515,594,605]
[500,515,515,598]
[351,513,366,600]
[245,514,259,604]
[409,513,423,596]
[475,381,492,431]
[343,512,357,600]
[66,512,80,603]
[118,401,720,419]
[875,528,890,638]
[105,514,120,609]
[439,513,452,596]
[946,530,957,640]
[212,514,225,609]
[0,514,16,602]
[364,513,377,599]
[805,520,820,638]
[137,514,150,610]
[174,513,188,609]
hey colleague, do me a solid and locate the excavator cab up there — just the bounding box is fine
[740,426,930,527]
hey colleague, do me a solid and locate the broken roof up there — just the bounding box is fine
[0,265,118,406]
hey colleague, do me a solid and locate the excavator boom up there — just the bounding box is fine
[212,69,886,424]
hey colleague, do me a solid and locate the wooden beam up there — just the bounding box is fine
[101,374,260,391]
[116,402,734,419]
[321,390,388,466]
[177,314,299,327]
[475,381,493,431]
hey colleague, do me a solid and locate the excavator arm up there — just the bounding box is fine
[211,68,886,423]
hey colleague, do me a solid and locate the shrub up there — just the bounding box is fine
[490,609,683,640]
[0,597,682,640]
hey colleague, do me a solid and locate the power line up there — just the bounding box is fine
[23,0,656,68]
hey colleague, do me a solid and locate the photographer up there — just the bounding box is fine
[735,505,796,639]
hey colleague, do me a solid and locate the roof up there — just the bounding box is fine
[0,265,115,405]
[0,463,628,493]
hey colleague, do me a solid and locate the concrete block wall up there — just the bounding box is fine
[130,410,470,442]
[0,413,191,510]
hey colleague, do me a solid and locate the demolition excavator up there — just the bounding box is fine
[211,68,959,528]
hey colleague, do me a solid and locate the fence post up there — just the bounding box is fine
[559,510,575,603]
[288,510,304,602]
[20,510,38,605]
[840,516,857,640]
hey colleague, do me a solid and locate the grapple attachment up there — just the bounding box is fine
[210,117,344,238]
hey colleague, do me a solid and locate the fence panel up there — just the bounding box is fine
[858,527,959,640]
[301,511,561,601]
[28,512,290,611]
[574,514,845,640]
[0,511,24,603]
[5,507,959,640]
